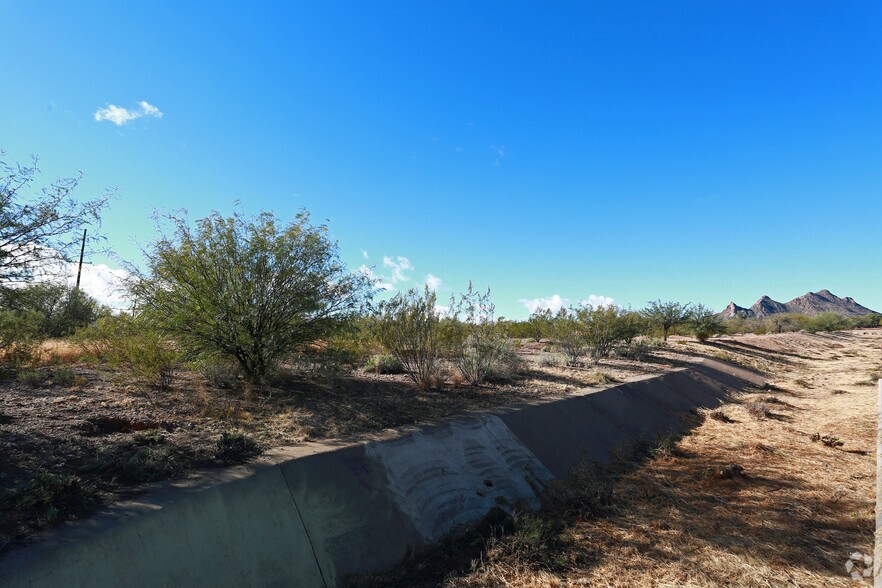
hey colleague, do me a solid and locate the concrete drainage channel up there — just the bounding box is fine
[0,359,764,588]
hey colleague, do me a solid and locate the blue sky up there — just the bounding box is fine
[2,2,880,317]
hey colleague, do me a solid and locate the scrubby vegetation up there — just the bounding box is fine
[1,153,879,560]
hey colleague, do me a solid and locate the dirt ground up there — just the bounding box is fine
[2,329,880,585]
[374,329,882,587]
[0,336,698,551]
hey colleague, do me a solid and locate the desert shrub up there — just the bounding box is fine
[0,471,98,526]
[543,460,614,520]
[766,313,802,333]
[688,303,725,341]
[538,352,564,367]
[805,312,850,333]
[51,366,76,387]
[443,283,509,386]
[194,356,241,389]
[364,353,406,374]
[745,401,772,420]
[82,432,195,485]
[641,300,691,342]
[851,313,882,329]
[488,511,571,573]
[550,309,586,365]
[75,314,180,390]
[2,283,108,338]
[576,304,628,364]
[376,287,442,389]
[484,341,524,383]
[127,209,372,384]
[615,339,650,360]
[525,308,554,342]
[215,432,261,464]
[17,368,45,386]
[619,310,649,344]
[0,309,43,367]
[709,409,733,423]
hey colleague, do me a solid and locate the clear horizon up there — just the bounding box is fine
[3,2,880,318]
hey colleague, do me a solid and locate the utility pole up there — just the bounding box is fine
[75,229,86,290]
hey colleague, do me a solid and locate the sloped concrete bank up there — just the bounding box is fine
[0,359,763,588]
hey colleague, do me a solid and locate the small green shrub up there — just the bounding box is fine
[615,339,650,360]
[364,353,406,374]
[194,357,241,389]
[0,309,43,368]
[215,432,261,464]
[537,353,564,368]
[485,341,524,383]
[51,367,76,387]
[493,510,571,572]
[82,432,194,485]
[0,472,98,526]
[75,315,179,390]
[17,368,46,387]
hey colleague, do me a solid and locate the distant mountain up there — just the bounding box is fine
[720,290,877,319]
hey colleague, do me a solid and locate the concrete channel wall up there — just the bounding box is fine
[0,359,763,588]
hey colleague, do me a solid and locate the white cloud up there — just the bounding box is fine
[425,273,442,291]
[21,250,131,311]
[434,304,449,318]
[94,101,163,126]
[519,294,570,315]
[519,293,616,315]
[580,294,616,309]
[382,256,413,284]
[360,249,370,260]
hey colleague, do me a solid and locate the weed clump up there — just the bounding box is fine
[745,401,772,420]
[0,472,98,527]
[364,354,405,375]
[215,432,261,464]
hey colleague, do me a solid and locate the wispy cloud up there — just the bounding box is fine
[425,273,442,291]
[383,256,413,284]
[493,145,506,166]
[94,100,163,126]
[360,249,370,260]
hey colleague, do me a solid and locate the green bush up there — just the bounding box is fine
[642,300,691,341]
[364,353,406,374]
[376,287,442,389]
[0,471,97,526]
[550,309,586,365]
[0,309,43,368]
[688,303,725,341]
[443,283,510,386]
[615,339,651,360]
[194,357,241,389]
[17,369,45,386]
[215,431,261,464]
[128,209,372,384]
[74,315,180,390]
[1,283,107,338]
[805,312,850,333]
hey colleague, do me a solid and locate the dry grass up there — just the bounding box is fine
[366,329,881,587]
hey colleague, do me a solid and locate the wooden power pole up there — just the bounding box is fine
[75,229,86,290]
